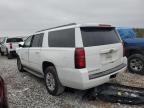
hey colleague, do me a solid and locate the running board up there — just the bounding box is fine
[23,67,44,78]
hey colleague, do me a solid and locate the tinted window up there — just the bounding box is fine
[48,28,75,47]
[81,27,121,47]
[24,36,33,47]
[31,33,44,47]
[6,38,23,43]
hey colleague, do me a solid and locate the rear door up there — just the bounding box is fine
[29,33,44,73]
[80,27,123,75]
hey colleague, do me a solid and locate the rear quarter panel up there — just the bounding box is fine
[40,48,75,83]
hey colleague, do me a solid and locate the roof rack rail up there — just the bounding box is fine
[36,23,76,32]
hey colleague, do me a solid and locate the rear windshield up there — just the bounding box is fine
[6,38,23,43]
[81,27,121,47]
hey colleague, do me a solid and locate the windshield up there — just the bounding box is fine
[81,27,121,47]
[117,28,137,39]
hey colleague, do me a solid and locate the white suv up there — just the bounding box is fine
[1,37,23,59]
[16,23,127,96]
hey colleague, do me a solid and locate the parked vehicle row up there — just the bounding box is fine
[1,24,143,96]
[16,23,127,96]
[0,37,23,59]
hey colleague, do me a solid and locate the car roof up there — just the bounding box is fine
[36,23,113,33]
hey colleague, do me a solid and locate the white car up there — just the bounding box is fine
[1,37,23,59]
[16,23,127,96]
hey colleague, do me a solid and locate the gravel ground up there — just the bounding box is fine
[0,55,144,108]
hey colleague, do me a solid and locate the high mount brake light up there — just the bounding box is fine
[99,24,111,27]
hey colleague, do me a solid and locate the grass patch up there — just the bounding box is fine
[134,28,144,38]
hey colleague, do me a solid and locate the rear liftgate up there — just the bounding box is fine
[83,83,144,105]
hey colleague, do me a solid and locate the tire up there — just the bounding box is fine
[128,54,144,75]
[1,51,4,56]
[44,66,65,96]
[6,49,12,59]
[17,57,24,72]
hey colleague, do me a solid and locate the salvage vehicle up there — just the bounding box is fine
[117,27,144,74]
[0,76,8,108]
[1,37,23,59]
[16,23,127,96]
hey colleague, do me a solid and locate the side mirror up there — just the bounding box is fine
[19,42,24,47]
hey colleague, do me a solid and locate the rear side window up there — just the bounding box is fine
[31,33,44,47]
[48,28,75,47]
[81,27,121,47]
[6,38,23,43]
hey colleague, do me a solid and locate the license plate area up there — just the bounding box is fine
[101,53,113,64]
[105,53,112,60]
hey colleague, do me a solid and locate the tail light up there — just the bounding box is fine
[9,43,12,49]
[122,42,125,57]
[75,48,86,69]
[0,77,8,108]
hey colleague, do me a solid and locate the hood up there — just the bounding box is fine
[124,38,144,47]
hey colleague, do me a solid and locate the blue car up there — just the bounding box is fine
[117,27,144,74]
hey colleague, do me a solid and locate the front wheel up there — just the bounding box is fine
[128,54,144,75]
[44,66,65,96]
[17,57,24,72]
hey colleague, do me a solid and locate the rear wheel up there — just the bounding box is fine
[44,66,65,96]
[6,49,12,59]
[128,54,144,75]
[17,57,24,72]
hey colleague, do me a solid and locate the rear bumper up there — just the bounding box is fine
[89,63,126,80]
[79,64,127,90]
[60,57,127,90]
[9,51,16,55]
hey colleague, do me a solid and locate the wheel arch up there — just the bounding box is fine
[42,61,56,74]
[126,48,144,57]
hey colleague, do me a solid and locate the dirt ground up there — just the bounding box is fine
[0,55,144,108]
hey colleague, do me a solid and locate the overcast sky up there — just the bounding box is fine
[0,0,144,37]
